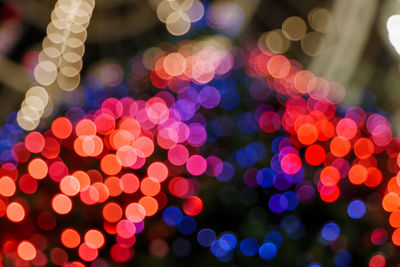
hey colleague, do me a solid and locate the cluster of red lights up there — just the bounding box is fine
[247,47,400,253]
[0,96,212,265]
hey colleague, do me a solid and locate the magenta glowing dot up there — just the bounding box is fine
[94,113,116,135]
[136,108,156,130]
[198,86,221,109]
[205,156,223,177]
[116,219,136,239]
[129,155,146,170]
[80,186,99,205]
[186,155,207,176]
[278,147,299,163]
[280,154,302,175]
[170,121,190,143]
[120,97,137,117]
[48,161,69,182]
[101,98,123,119]
[157,127,178,149]
[168,144,189,166]
[145,97,169,124]
[259,111,281,133]
[187,123,207,147]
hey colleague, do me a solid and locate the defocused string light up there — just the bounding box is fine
[259,30,291,54]
[258,7,332,57]
[282,16,307,41]
[307,7,333,33]
[17,0,94,131]
[156,0,204,36]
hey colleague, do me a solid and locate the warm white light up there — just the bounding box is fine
[387,15,400,54]
[17,0,94,130]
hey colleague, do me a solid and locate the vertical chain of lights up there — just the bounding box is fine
[17,0,94,131]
